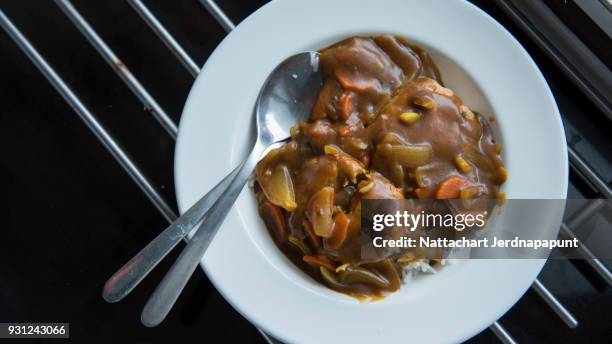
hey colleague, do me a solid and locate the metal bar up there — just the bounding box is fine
[567,199,605,228]
[532,279,579,328]
[256,328,279,344]
[54,0,179,139]
[568,146,612,199]
[127,0,200,77]
[563,200,611,285]
[559,222,612,286]
[600,0,612,13]
[0,9,177,223]
[197,0,235,32]
[489,322,517,344]
[574,0,612,38]
[494,0,612,120]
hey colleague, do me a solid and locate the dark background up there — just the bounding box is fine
[0,0,610,343]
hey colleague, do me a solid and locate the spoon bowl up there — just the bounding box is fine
[257,51,321,144]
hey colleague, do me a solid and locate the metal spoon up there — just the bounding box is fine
[141,52,322,327]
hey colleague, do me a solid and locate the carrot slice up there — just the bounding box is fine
[335,70,375,92]
[259,201,287,243]
[324,212,350,250]
[302,219,321,250]
[303,255,336,271]
[339,93,353,121]
[435,176,471,199]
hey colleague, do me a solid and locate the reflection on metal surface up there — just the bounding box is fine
[575,0,612,38]
[197,0,235,32]
[490,321,517,344]
[532,279,579,328]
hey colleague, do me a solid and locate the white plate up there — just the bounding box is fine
[174,0,568,343]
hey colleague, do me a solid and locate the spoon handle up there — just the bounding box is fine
[141,143,264,327]
[102,164,241,303]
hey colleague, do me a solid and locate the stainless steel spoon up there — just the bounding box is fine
[141,52,322,327]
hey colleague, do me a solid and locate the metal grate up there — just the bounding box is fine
[0,1,609,343]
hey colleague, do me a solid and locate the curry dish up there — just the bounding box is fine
[254,35,507,299]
